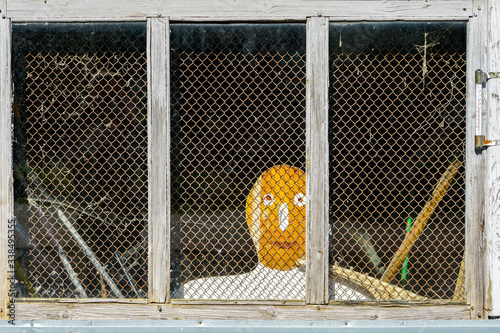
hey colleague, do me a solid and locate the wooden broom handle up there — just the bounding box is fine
[381,159,462,284]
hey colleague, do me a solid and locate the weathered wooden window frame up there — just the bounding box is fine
[0,0,494,321]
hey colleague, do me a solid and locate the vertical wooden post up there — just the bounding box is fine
[466,0,487,320]
[0,16,12,320]
[305,16,329,305]
[485,0,500,318]
[147,16,170,303]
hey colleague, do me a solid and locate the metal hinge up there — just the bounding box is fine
[475,69,500,150]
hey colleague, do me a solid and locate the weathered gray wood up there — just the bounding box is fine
[0,0,485,322]
[484,0,500,318]
[0,17,11,321]
[15,302,471,321]
[305,16,329,305]
[465,0,486,320]
[0,0,5,18]
[6,0,473,22]
[147,17,170,304]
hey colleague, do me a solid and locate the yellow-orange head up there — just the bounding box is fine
[246,165,306,270]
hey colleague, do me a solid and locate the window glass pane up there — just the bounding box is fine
[12,23,148,299]
[170,24,307,300]
[328,22,466,300]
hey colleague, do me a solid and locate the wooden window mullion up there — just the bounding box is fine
[147,16,170,303]
[305,16,329,305]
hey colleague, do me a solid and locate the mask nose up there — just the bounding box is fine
[278,203,289,231]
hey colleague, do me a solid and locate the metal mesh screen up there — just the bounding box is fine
[328,23,466,301]
[170,24,307,300]
[12,23,148,298]
[9,20,466,303]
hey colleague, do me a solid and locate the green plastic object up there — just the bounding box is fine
[401,216,412,284]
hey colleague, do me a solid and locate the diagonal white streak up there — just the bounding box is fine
[279,203,289,231]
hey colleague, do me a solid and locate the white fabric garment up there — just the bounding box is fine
[182,263,371,300]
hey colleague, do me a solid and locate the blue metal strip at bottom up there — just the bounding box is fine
[1,320,500,332]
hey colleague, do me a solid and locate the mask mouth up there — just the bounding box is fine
[278,203,289,231]
[271,240,297,249]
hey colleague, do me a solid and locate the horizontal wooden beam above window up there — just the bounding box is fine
[6,0,473,22]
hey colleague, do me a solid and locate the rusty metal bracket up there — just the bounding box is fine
[475,69,500,150]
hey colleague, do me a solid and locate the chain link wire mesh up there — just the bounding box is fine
[328,23,466,300]
[10,20,466,303]
[170,24,307,300]
[13,23,148,298]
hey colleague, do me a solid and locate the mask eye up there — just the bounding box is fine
[294,193,305,207]
[263,193,274,206]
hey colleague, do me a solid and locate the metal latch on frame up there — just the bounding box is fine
[475,69,500,150]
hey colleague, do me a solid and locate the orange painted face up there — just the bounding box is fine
[246,165,306,270]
